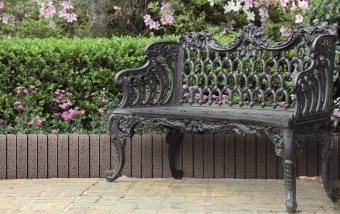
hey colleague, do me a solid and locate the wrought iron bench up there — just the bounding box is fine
[105,24,339,213]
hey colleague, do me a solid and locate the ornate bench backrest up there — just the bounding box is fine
[175,24,338,116]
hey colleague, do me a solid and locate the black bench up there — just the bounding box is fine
[105,24,339,213]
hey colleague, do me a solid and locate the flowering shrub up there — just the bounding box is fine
[0,0,77,39]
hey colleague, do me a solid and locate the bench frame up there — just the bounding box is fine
[105,24,339,213]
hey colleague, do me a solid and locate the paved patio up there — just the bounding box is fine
[0,176,339,214]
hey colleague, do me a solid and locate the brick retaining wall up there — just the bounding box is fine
[0,134,339,180]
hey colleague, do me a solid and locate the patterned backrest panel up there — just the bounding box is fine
[177,24,337,111]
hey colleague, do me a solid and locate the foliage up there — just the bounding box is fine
[0,0,78,39]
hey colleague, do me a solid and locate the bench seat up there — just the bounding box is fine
[112,106,295,128]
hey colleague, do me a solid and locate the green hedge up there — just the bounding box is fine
[0,33,241,134]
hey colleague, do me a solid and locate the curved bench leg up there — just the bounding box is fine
[282,128,297,213]
[316,123,339,201]
[105,138,125,182]
[166,128,184,179]
[105,114,135,182]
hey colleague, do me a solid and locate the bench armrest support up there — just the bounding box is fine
[112,40,179,109]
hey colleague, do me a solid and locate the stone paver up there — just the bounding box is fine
[0,177,338,213]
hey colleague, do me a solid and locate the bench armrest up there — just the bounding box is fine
[112,40,179,109]
[292,32,338,123]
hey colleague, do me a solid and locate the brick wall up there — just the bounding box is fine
[0,134,339,180]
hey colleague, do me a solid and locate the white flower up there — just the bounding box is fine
[246,11,255,21]
[208,0,215,6]
[224,0,242,13]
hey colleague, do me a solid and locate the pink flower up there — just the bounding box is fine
[55,91,60,94]
[8,20,15,27]
[54,113,59,116]
[17,132,22,134]
[13,101,21,105]
[114,6,121,10]
[101,99,106,102]
[143,14,153,26]
[61,90,65,93]
[0,2,3,9]
[106,110,110,115]
[220,30,226,36]
[127,19,130,24]
[2,16,7,24]
[66,101,72,106]
[259,7,269,18]
[183,84,187,88]
[150,21,160,30]
[17,105,24,109]
[291,2,297,11]
[98,108,104,113]
[29,85,35,89]
[280,24,292,37]
[58,10,67,18]
[24,89,28,93]
[65,92,72,96]
[25,13,30,18]
[66,12,77,22]
[245,0,253,7]
[333,111,339,117]
[73,132,78,135]
[148,4,152,8]
[52,130,58,134]
[32,109,37,112]
[55,100,60,103]
[243,93,247,97]
[298,0,308,9]
[59,103,68,109]
[49,20,56,29]
[8,127,13,130]
[280,0,289,7]
[28,121,34,125]
[295,14,303,23]
[180,3,184,7]
[63,1,74,9]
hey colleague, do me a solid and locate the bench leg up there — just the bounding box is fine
[316,123,339,202]
[282,128,297,213]
[165,128,184,179]
[105,114,132,182]
[105,138,125,182]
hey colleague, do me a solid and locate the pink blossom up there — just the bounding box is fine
[106,110,110,115]
[18,105,24,109]
[13,101,21,105]
[24,89,28,93]
[32,109,38,112]
[280,0,289,7]
[8,127,13,130]
[150,21,160,30]
[114,6,121,11]
[25,13,30,18]
[243,93,247,97]
[148,4,152,8]
[0,2,3,9]
[66,101,72,106]
[52,130,58,134]
[66,12,77,22]
[73,132,78,135]
[2,16,7,24]
[60,90,65,93]
[298,0,308,9]
[63,1,74,9]
[28,121,34,125]
[58,10,67,18]
[295,14,303,23]
[180,3,184,7]
[54,113,59,116]
[143,14,153,26]
[8,36,12,40]
[101,99,106,102]
[291,2,297,11]
[127,19,130,24]
[98,108,104,113]
[29,85,35,88]
[0,120,4,124]
[245,0,253,7]
[55,99,60,103]
[17,132,22,134]
[259,7,269,18]
[8,20,15,27]
[59,103,68,109]
[280,24,292,36]
[183,84,187,88]
[65,92,72,96]
[55,91,60,94]
[220,30,226,36]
